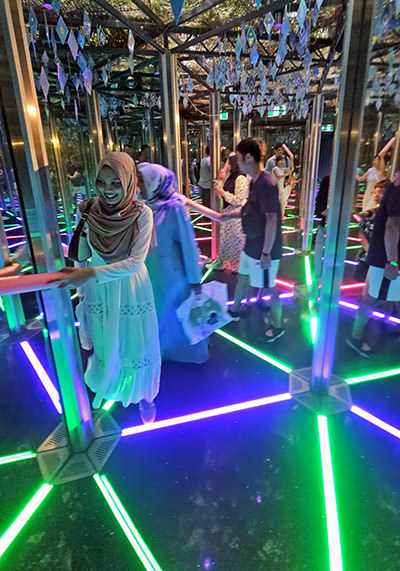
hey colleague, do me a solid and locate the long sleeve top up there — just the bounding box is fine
[222,175,249,206]
[75,205,154,284]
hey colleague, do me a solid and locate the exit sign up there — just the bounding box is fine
[220,111,228,120]
[322,124,334,132]
[267,105,286,117]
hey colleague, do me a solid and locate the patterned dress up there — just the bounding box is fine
[75,205,161,407]
[214,175,249,273]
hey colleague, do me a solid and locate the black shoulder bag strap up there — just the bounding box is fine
[68,199,94,262]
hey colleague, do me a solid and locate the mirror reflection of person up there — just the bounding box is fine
[138,144,151,163]
[212,152,249,273]
[347,176,400,357]
[356,155,386,213]
[60,152,161,423]
[137,162,208,364]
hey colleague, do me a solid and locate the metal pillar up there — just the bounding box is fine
[0,209,25,333]
[181,118,190,195]
[86,90,105,167]
[160,50,182,191]
[142,109,155,163]
[210,90,221,260]
[247,118,252,137]
[200,123,207,159]
[0,0,93,451]
[373,111,382,156]
[390,123,400,178]
[302,94,324,252]
[233,107,241,149]
[299,115,312,221]
[311,0,377,395]
[49,109,73,235]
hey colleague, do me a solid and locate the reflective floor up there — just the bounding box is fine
[1,196,400,570]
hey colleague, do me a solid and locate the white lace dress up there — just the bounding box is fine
[75,205,161,407]
[214,175,249,273]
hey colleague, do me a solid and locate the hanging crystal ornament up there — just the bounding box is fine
[97,26,106,46]
[66,86,71,103]
[40,66,50,99]
[312,0,324,26]
[56,16,68,44]
[57,63,67,94]
[83,67,93,95]
[241,26,247,53]
[282,13,290,38]
[74,98,79,120]
[313,66,319,81]
[77,31,85,49]
[83,9,92,40]
[297,0,308,30]
[44,11,50,46]
[31,31,37,61]
[303,49,312,70]
[29,7,38,37]
[259,19,264,36]
[247,25,256,48]
[52,0,60,15]
[128,30,135,56]
[250,42,259,66]
[68,30,79,60]
[264,13,275,40]
[276,38,287,67]
[77,52,87,72]
[254,0,262,9]
[271,64,277,79]
[235,35,242,61]
[42,50,49,69]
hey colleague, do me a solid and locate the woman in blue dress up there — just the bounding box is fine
[137,163,209,364]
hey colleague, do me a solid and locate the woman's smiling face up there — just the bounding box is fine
[96,165,124,206]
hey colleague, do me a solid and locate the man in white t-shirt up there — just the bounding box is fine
[356,155,386,213]
[198,146,211,207]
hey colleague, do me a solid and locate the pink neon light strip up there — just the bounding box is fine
[275,278,296,289]
[347,237,362,242]
[122,393,292,437]
[340,282,365,290]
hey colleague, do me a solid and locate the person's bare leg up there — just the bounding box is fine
[231,273,250,312]
[264,287,282,335]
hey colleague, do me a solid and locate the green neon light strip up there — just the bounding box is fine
[0,483,53,559]
[70,292,79,300]
[191,214,203,224]
[317,416,343,571]
[310,316,318,344]
[345,367,400,385]
[346,245,363,250]
[93,474,163,571]
[193,225,212,232]
[215,329,292,373]
[21,266,33,273]
[0,297,5,312]
[102,400,115,411]
[304,255,313,287]
[200,266,214,284]
[0,451,37,466]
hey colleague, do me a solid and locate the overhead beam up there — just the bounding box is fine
[92,0,164,52]
[178,61,213,91]
[127,0,165,26]
[166,0,227,27]
[318,12,345,93]
[172,0,298,53]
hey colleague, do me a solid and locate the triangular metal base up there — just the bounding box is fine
[289,367,352,415]
[36,411,121,485]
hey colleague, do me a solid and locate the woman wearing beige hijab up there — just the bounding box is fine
[60,152,160,423]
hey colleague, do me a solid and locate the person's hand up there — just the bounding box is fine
[0,261,22,277]
[384,262,399,280]
[260,253,271,269]
[56,267,96,288]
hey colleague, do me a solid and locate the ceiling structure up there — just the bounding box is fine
[20,1,400,134]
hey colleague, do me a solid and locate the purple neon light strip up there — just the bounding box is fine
[122,393,292,437]
[339,299,400,326]
[351,405,400,439]
[19,341,62,414]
